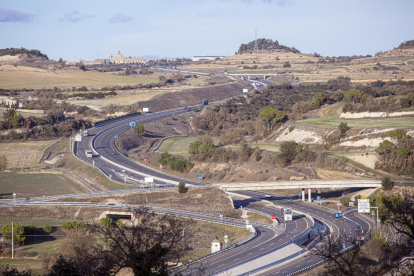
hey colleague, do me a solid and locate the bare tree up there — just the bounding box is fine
[54,209,197,276]
[310,229,367,276]
[14,147,32,170]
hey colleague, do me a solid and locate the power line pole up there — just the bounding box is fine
[254,29,259,53]
[12,221,14,260]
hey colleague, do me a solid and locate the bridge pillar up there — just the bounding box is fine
[308,188,311,202]
[302,188,305,201]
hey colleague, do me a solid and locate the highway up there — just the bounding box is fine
[64,78,379,274]
[74,106,208,186]
[230,191,376,275]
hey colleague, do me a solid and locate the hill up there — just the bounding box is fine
[398,40,414,49]
[0,47,49,59]
[237,38,300,54]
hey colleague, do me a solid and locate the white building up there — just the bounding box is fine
[109,51,147,64]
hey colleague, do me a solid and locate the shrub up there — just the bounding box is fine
[61,221,86,231]
[178,181,187,193]
[43,224,52,234]
[2,222,25,245]
[381,176,393,190]
[340,196,351,207]
[338,122,350,134]
[133,123,145,136]
[288,126,295,132]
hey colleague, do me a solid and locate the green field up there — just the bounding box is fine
[158,137,221,157]
[0,70,161,89]
[0,171,89,198]
[0,140,57,170]
[158,137,197,157]
[0,218,85,228]
[296,115,414,129]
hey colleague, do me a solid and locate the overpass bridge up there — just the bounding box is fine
[220,179,382,202]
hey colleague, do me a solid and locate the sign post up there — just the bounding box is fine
[13,193,16,203]
[144,158,147,164]
[198,174,202,180]
[358,199,370,213]
[337,203,342,212]
[224,235,228,247]
[317,196,321,205]
[129,122,136,129]
[298,193,301,200]
[159,164,162,170]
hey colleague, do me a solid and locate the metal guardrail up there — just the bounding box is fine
[169,229,258,273]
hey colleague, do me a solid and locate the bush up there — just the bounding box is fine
[133,123,145,136]
[178,181,187,193]
[283,62,291,68]
[288,126,295,132]
[1,222,25,245]
[61,221,86,231]
[381,176,393,190]
[338,122,350,134]
[340,196,351,207]
[43,224,52,234]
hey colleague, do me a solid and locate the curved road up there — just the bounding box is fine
[75,106,205,185]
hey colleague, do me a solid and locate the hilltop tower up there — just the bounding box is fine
[254,29,259,53]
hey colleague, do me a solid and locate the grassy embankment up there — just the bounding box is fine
[158,137,280,157]
[296,115,414,129]
[0,139,57,170]
[0,172,90,199]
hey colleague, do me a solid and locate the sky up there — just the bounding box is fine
[1,0,414,61]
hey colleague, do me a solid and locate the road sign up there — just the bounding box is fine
[143,108,149,112]
[13,193,16,199]
[298,193,301,197]
[342,194,344,197]
[317,196,321,201]
[75,134,82,142]
[115,170,119,173]
[159,164,162,169]
[198,174,202,178]
[243,89,248,93]
[224,235,228,239]
[358,199,370,213]
[271,215,276,220]
[343,244,346,249]
[144,158,147,162]
[130,122,136,127]
[114,135,118,139]
[371,210,375,216]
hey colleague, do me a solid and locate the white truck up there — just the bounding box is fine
[83,130,89,137]
[85,150,93,158]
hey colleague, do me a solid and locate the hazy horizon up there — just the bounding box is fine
[1,0,414,61]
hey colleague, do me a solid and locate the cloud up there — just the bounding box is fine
[58,10,94,23]
[108,13,135,23]
[0,8,36,23]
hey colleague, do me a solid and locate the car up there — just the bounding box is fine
[264,194,271,198]
[335,212,343,218]
[186,109,191,112]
